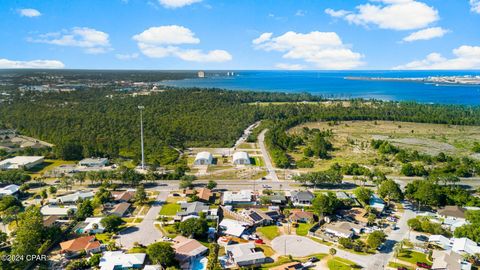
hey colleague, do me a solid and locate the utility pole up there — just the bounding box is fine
[138,106,145,170]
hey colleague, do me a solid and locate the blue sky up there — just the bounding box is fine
[1,0,480,70]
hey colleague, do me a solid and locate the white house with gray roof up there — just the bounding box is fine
[225,242,266,267]
[290,190,315,206]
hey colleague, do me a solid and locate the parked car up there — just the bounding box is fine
[255,239,264,244]
[416,235,429,242]
[262,184,272,188]
[416,262,431,269]
[308,257,319,263]
[301,262,313,268]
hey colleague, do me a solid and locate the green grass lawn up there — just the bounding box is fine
[397,249,429,264]
[327,257,362,270]
[256,244,275,257]
[28,159,76,178]
[127,246,147,253]
[308,236,334,246]
[95,233,113,243]
[388,262,414,270]
[296,223,313,236]
[159,203,180,216]
[257,225,280,240]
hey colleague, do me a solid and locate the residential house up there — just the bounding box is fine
[369,194,386,213]
[438,206,467,231]
[59,235,101,256]
[196,188,214,203]
[112,190,135,203]
[220,218,249,237]
[243,208,273,226]
[225,242,266,267]
[99,251,146,270]
[429,235,452,250]
[43,215,62,227]
[172,236,208,269]
[222,190,253,205]
[290,191,314,206]
[289,209,315,223]
[176,201,209,218]
[452,238,480,255]
[53,191,94,204]
[0,184,20,198]
[77,217,105,234]
[324,222,362,238]
[41,205,77,216]
[438,206,466,221]
[431,250,471,270]
[268,194,287,205]
[111,202,131,217]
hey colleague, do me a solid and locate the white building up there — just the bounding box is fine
[429,235,452,250]
[452,238,480,255]
[225,242,266,267]
[193,151,213,166]
[0,184,20,198]
[79,158,109,167]
[219,218,249,237]
[0,156,44,170]
[78,217,105,234]
[222,190,253,205]
[369,194,386,212]
[233,151,251,165]
[197,71,205,78]
[99,251,146,270]
[41,205,77,216]
[52,191,95,204]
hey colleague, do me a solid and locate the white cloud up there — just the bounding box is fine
[0,58,64,69]
[325,8,350,18]
[115,53,139,60]
[29,27,112,54]
[403,27,449,42]
[134,25,232,63]
[393,45,480,69]
[252,33,272,45]
[158,0,201,8]
[325,0,439,30]
[133,25,199,45]
[471,0,480,13]
[295,10,306,16]
[18,8,41,17]
[253,31,364,69]
[275,63,305,70]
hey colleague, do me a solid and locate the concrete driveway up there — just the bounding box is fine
[116,191,169,249]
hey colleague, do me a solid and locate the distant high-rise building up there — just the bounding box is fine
[198,71,205,78]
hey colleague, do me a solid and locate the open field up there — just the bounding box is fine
[288,120,480,172]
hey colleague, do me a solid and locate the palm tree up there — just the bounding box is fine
[393,242,402,263]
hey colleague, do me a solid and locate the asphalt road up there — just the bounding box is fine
[258,129,279,182]
[115,190,169,249]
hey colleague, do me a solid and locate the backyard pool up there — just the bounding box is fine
[191,256,208,270]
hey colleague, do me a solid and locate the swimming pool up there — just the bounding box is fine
[191,256,208,270]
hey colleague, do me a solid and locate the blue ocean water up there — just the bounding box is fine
[160,70,480,105]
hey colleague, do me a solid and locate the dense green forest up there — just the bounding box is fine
[1,86,480,167]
